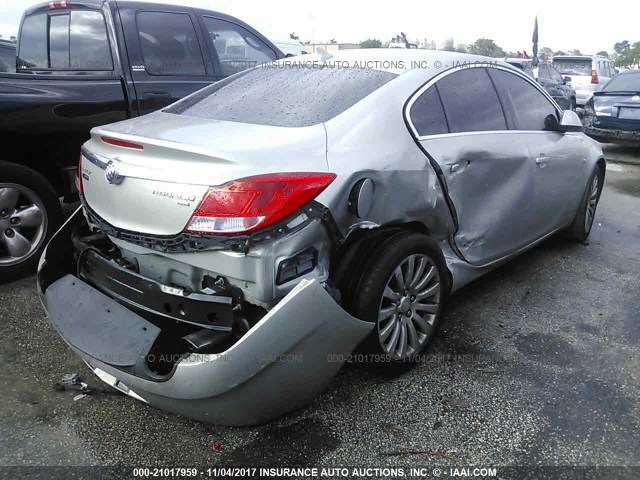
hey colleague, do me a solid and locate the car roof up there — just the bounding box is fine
[281,48,505,75]
[23,0,266,31]
[0,39,16,47]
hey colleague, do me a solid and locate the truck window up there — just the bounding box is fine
[136,12,206,76]
[202,17,277,77]
[18,10,112,71]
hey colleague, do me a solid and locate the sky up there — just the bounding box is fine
[0,0,636,54]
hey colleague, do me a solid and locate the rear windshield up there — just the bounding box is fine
[553,59,591,76]
[602,73,640,92]
[166,65,398,127]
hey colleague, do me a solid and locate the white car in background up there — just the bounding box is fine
[553,55,615,106]
[273,39,307,57]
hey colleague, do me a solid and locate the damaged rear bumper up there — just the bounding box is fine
[37,208,373,425]
[585,124,640,145]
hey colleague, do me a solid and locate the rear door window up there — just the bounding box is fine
[136,11,206,75]
[202,17,277,77]
[18,10,112,71]
[488,68,558,131]
[435,67,507,133]
[409,85,449,136]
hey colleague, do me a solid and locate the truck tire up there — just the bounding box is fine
[0,162,62,282]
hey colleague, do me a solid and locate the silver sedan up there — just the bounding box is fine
[38,49,605,425]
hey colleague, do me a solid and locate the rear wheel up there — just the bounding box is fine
[566,166,603,243]
[342,231,449,374]
[0,162,62,282]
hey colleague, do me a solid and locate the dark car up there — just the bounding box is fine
[535,62,577,111]
[584,70,640,145]
[0,0,283,281]
[0,39,16,73]
[504,58,534,77]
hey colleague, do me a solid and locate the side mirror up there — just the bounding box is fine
[563,76,571,83]
[559,110,584,132]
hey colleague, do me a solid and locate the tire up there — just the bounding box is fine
[343,231,449,375]
[0,162,62,282]
[565,166,603,243]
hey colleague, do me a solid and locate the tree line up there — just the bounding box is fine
[357,37,640,66]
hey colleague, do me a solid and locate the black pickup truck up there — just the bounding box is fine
[0,0,282,280]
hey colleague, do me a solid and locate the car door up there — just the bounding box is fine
[119,7,217,115]
[408,66,540,266]
[488,68,588,236]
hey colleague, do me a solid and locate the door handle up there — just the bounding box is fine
[535,155,551,165]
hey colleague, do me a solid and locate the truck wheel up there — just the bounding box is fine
[347,231,449,375]
[0,162,62,282]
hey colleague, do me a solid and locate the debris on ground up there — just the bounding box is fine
[54,372,94,395]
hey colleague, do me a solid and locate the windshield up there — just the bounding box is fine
[553,59,591,76]
[166,65,398,127]
[602,73,640,92]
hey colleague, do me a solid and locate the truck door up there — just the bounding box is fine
[118,7,218,115]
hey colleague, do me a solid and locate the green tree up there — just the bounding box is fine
[440,38,455,52]
[455,43,468,53]
[596,50,609,58]
[568,49,582,55]
[540,47,553,59]
[359,38,382,48]
[614,40,630,55]
[554,50,566,56]
[468,38,504,57]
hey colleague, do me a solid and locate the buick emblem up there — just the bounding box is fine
[632,95,640,102]
[105,160,124,185]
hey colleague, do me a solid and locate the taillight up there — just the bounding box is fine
[48,0,70,9]
[75,153,83,194]
[591,69,599,84]
[101,136,143,150]
[185,172,337,234]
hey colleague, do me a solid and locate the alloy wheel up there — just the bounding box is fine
[377,253,441,360]
[0,183,48,266]
[584,174,599,233]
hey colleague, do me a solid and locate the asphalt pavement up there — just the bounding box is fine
[0,145,638,475]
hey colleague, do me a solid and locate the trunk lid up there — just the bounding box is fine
[81,112,328,236]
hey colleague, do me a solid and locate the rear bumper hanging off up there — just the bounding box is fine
[37,208,373,425]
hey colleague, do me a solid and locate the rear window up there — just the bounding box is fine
[602,73,640,92]
[553,59,591,76]
[166,65,397,127]
[18,10,112,71]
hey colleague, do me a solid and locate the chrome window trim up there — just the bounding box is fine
[405,64,562,139]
